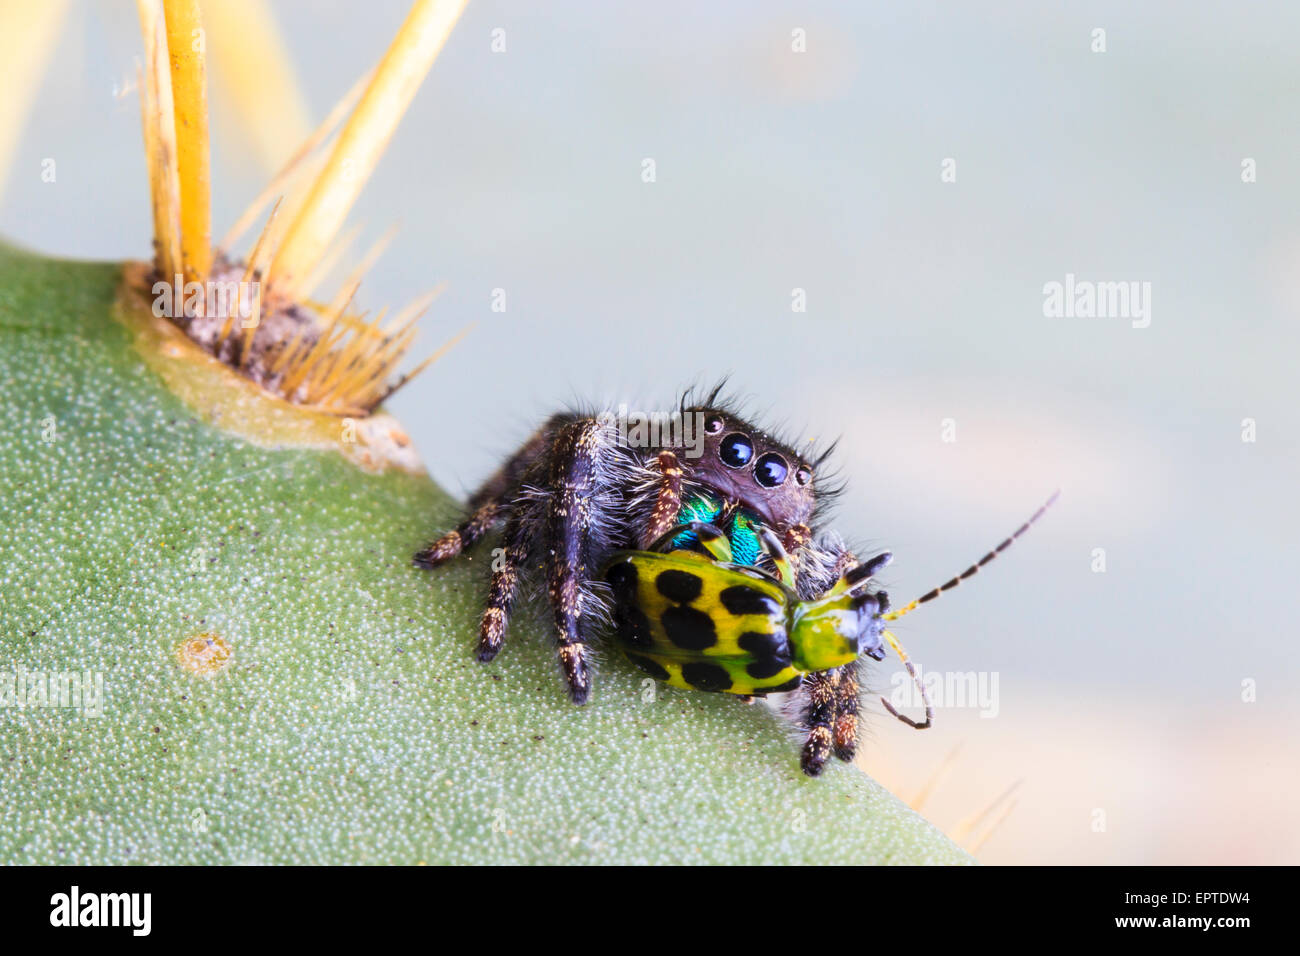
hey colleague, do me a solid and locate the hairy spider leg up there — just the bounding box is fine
[543,420,606,704]
[798,669,839,776]
[412,414,568,567]
[413,500,500,568]
[476,510,530,663]
[637,450,684,548]
[830,663,861,762]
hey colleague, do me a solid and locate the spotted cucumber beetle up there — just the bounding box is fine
[604,521,893,697]
[603,491,1060,763]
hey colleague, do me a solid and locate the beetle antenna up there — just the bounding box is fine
[883,490,1059,623]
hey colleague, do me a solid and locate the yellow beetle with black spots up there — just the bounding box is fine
[602,523,890,698]
[601,489,1059,777]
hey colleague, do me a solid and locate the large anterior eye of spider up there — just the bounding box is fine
[754,452,788,487]
[719,433,754,468]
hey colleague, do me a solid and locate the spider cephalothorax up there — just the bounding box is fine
[682,408,819,540]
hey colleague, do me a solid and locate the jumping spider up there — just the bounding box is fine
[414,386,893,776]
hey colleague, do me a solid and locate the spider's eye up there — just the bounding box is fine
[754,453,788,488]
[795,467,811,486]
[719,433,754,468]
[704,415,724,435]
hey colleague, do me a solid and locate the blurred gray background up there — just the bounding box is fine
[3,1,1296,863]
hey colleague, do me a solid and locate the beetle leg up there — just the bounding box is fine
[839,551,893,593]
[879,629,934,730]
